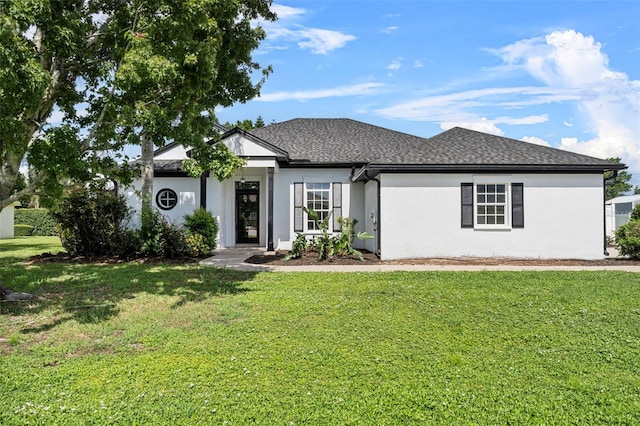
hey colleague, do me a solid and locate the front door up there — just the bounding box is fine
[236,181,259,244]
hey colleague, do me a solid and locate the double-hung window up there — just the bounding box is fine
[306,183,331,231]
[476,184,507,226]
[293,182,343,233]
[461,180,524,229]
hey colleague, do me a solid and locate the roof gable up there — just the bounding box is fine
[220,128,288,159]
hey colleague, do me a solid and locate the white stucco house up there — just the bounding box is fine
[606,194,640,237]
[124,118,625,260]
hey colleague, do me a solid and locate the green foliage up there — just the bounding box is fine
[223,116,267,130]
[615,220,640,259]
[184,233,210,257]
[13,224,33,237]
[183,208,218,251]
[13,208,57,236]
[52,188,132,257]
[182,143,245,181]
[284,233,308,260]
[615,204,640,259]
[0,246,639,425]
[1,0,275,210]
[304,207,334,260]
[290,210,374,261]
[605,158,633,200]
[138,209,191,259]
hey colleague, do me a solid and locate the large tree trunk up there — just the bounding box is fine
[140,133,154,216]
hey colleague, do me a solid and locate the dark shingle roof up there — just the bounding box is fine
[250,118,429,164]
[249,118,624,171]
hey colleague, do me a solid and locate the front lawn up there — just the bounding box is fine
[1,237,639,424]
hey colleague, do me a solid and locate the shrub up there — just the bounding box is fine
[183,208,218,250]
[184,233,210,257]
[631,204,640,222]
[285,233,308,260]
[14,208,58,236]
[53,188,132,257]
[615,220,640,259]
[138,209,190,258]
[14,224,34,237]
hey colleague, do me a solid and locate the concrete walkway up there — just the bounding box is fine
[200,247,640,273]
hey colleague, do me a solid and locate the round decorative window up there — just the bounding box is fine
[156,188,178,210]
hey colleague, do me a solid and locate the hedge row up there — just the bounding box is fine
[14,208,58,236]
[14,224,34,237]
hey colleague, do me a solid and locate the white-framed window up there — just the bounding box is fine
[156,188,178,210]
[293,181,343,233]
[461,180,524,229]
[306,183,331,231]
[476,184,507,226]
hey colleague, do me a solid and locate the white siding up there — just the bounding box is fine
[224,134,281,157]
[272,168,362,250]
[379,173,605,260]
[154,144,189,160]
[124,176,200,227]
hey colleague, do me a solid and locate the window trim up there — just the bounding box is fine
[461,177,524,230]
[474,182,510,229]
[304,182,332,233]
[156,188,178,210]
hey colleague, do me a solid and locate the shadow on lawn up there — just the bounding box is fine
[0,261,258,332]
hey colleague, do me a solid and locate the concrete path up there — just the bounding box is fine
[201,248,640,273]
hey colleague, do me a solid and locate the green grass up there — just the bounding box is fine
[1,237,639,424]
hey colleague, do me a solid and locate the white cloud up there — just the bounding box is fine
[441,119,505,136]
[296,28,356,55]
[377,86,556,121]
[413,60,424,69]
[494,29,640,169]
[261,5,356,54]
[271,4,305,19]
[381,26,399,34]
[386,58,402,71]
[522,136,551,147]
[257,82,383,102]
[376,29,640,172]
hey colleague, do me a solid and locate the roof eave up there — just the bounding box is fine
[362,163,626,175]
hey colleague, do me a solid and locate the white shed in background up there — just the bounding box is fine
[606,194,640,236]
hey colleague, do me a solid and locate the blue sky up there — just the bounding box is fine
[216,0,640,185]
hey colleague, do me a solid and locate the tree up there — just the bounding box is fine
[605,158,633,200]
[634,186,640,195]
[0,1,276,212]
[223,116,267,131]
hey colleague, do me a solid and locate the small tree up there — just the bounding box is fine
[605,158,633,200]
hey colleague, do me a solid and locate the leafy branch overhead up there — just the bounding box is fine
[0,0,276,211]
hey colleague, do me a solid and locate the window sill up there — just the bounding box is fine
[474,225,511,231]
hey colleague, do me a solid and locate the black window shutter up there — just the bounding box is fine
[461,183,474,228]
[332,182,342,232]
[512,183,524,228]
[293,182,303,232]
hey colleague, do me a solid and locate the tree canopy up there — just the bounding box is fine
[605,157,633,200]
[0,0,276,211]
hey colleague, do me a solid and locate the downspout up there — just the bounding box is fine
[364,170,381,257]
[603,172,614,256]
